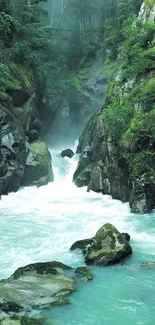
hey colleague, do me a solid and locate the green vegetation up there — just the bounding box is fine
[0,0,143,109]
[101,0,155,196]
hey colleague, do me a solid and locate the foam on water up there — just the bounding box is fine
[0,148,155,324]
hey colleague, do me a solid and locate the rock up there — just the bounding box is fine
[0,261,76,318]
[12,261,72,278]
[31,118,42,134]
[141,262,155,268]
[27,129,39,143]
[61,149,74,159]
[0,70,43,196]
[73,111,129,202]
[73,154,91,187]
[0,105,28,195]
[121,233,130,242]
[22,141,54,187]
[88,165,103,192]
[70,238,94,255]
[71,224,132,267]
[75,267,93,281]
[0,316,44,325]
[85,223,132,266]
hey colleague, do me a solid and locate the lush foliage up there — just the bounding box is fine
[0,0,143,100]
[102,1,155,188]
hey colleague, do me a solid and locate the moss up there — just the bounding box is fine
[30,141,47,153]
[0,62,34,93]
[144,0,155,9]
[0,91,8,101]
[121,109,155,148]
[128,151,155,179]
[0,316,44,325]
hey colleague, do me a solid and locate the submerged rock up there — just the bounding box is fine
[61,149,74,159]
[0,316,44,325]
[71,223,132,267]
[0,261,76,318]
[75,267,93,281]
[22,141,54,187]
[141,262,155,268]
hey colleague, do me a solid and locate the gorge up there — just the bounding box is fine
[0,0,155,324]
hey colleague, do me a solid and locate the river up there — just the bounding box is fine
[0,148,155,325]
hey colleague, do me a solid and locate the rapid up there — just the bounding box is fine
[0,147,155,325]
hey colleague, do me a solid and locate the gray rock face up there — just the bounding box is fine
[0,262,76,319]
[71,223,132,267]
[0,106,27,195]
[0,89,53,195]
[73,111,129,202]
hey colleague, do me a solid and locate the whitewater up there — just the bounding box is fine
[0,148,155,325]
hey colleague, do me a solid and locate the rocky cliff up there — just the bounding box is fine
[73,0,155,213]
[0,63,54,195]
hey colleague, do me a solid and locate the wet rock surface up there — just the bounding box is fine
[22,142,54,187]
[75,267,93,281]
[0,262,76,319]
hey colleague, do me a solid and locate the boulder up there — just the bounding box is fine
[75,267,93,281]
[71,223,132,267]
[22,141,54,187]
[85,224,132,266]
[0,261,76,319]
[61,149,74,159]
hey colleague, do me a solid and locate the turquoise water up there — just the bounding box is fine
[0,151,155,325]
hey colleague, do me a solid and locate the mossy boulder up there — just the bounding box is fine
[71,224,132,267]
[22,141,54,187]
[0,261,76,319]
[85,223,132,266]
